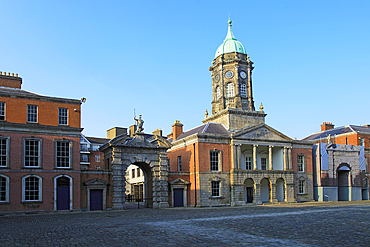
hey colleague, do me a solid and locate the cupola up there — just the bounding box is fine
[214,19,246,58]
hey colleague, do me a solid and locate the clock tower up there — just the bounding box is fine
[204,19,266,131]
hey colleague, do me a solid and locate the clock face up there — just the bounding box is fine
[215,74,220,83]
[240,71,247,79]
[225,71,234,79]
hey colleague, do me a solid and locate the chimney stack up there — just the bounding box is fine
[107,127,127,139]
[0,72,22,89]
[321,122,334,132]
[152,129,163,137]
[172,120,183,141]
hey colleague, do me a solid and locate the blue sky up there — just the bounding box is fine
[1,0,369,139]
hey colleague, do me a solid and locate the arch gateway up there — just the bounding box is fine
[100,132,170,209]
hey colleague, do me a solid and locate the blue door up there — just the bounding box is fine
[173,189,184,207]
[57,177,70,210]
[90,190,103,210]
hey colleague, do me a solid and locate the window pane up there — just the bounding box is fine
[261,158,267,170]
[0,176,6,201]
[240,83,246,97]
[298,155,304,172]
[24,139,39,167]
[177,156,182,171]
[226,83,234,97]
[27,105,38,123]
[212,181,220,197]
[210,151,219,171]
[25,177,39,201]
[0,102,5,120]
[0,138,7,167]
[56,141,70,168]
[58,108,68,125]
[246,157,252,170]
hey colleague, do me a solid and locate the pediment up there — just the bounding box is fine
[169,178,190,185]
[232,124,292,141]
[148,136,172,148]
[84,178,109,186]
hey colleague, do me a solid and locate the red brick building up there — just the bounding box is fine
[166,20,314,207]
[0,72,82,212]
[303,123,370,201]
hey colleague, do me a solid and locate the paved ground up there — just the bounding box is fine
[1,201,370,246]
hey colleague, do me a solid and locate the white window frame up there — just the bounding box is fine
[216,87,221,100]
[0,102,5,121]
[246,156,252,170]
[0,137,10,167]
[55,140,72,168]
[297,154,305,172]
[132,169,135,178]
[177,156,182,171]
[298,180,305,194]
[211,181,220,197]
[58,108,68,125]
[210,150,221,172]
[239,83,246,97]
[27,105,38,123]
[226,83,234,98]
[23,138,42,168]
[22,175,42,202]
[95,154,100,163]
[0,174,9,202]
[261,157,267,170]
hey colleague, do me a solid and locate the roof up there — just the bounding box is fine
[0,86,80,104]
[172,122,229,142]
[215,19,246,59]
[85,136,110,145]
[302,125,370,141]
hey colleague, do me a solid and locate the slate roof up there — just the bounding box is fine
[302,125,370,141]
[85,136,110,145]
[172,122,229,142]
[0,86,80,103]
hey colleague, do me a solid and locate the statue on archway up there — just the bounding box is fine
[134,115,144,133]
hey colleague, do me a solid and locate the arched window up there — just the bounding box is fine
[216,87,221,100]
[240,83,246,97]
[0,174,9,202]
[22,175,42,201]
[226,83,234,97]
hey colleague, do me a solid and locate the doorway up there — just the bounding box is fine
[90,189,103,210]
[57,176,70,210]
[173,188,184,207]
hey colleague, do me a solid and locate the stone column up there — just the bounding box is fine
[111,147,126,210]
[255,184,262,204]
[288,148,292,170]
[253,144,258,170]
[152,152,170,209]
[283,147,287,170]
[269,145,273,170]
[271,183,278,203]
[237,144,241,170]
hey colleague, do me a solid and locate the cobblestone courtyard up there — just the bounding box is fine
[1,201,370,246]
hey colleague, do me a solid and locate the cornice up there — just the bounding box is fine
[0,122,82,136]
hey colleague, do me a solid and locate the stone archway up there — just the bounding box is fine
[244,178,255,203]
[337,164,351,201]
[276,178,285,202]
[260,178,271,203]
[101,132,170,209]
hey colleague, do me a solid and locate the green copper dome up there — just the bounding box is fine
[215,19,246,58]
